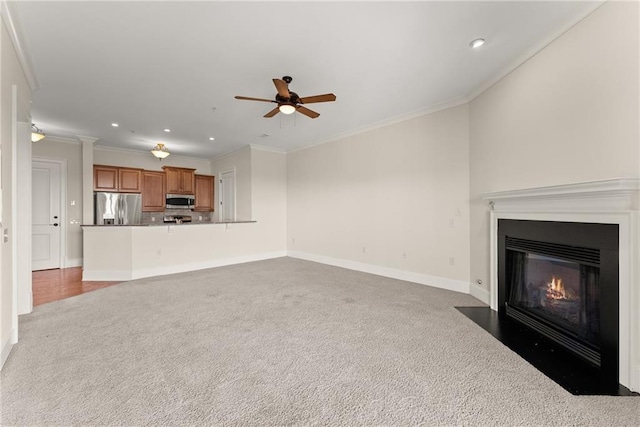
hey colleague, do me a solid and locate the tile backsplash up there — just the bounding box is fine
[141,210,214,225]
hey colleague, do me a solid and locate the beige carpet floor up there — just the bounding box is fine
[1,257,638,426]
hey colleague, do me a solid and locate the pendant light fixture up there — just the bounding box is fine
[151,143,170,160]
[31,123,45,142]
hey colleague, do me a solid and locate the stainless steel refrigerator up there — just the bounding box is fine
[94,192,142,225]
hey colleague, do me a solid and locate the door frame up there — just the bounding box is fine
[219,167,236,222]
[32,156,67,269]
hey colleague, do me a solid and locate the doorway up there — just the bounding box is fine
[219,169,236,222]
[32,159,64,270]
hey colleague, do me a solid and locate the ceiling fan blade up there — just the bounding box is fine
[299,93,336,104]
[264,107,280,118]
[273,79,290,98]
[296,105,320,119]
[235,96,276,103]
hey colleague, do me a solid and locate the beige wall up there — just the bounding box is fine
[211,146,252,221]
[287,104,470,286]
[32,139,83,263]
[468,0,640,290]
[251,148,287,251]
[1,19,32,364]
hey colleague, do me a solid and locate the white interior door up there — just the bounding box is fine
[220,170,236,222]
[32,161,61,270]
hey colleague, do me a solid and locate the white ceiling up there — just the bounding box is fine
[13,1,603,159]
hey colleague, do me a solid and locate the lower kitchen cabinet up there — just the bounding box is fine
[194,174,215,212]
[142,171,165,212]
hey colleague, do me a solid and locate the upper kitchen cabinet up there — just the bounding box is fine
[94,165,142,193]
[163,166,196,194]
[194,174,215,212]
[142,170,166,212]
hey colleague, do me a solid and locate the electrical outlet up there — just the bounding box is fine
[292,237,295,244]
[402,252,407,259]
[449,257,455,266]
[362,246,366,254]
[449,219,455,228]
[198,216,203,221]
[151,217,156,222]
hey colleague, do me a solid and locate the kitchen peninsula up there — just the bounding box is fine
[82,221,262,281]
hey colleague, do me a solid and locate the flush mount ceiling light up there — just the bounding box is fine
[469,38,486,48]
[151,143,170,160]
[278,104,296,115]
[163,128,171,133]
[31,123,45,142]
[209,137,215,141]
[111,123,119,127]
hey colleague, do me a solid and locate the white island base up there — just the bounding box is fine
[82,222,285,281]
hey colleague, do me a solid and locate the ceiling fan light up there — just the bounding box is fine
[31,123,45,142]
[279,104,296,115]
[151,143,170,159]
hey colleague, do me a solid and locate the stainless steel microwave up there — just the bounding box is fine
[166,194,195,209]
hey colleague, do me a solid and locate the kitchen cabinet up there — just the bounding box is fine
[163,166,195,194]
[141,170,166,212]
[194,174,215,212]
[94,165,142,193]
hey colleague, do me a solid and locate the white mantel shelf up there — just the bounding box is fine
[482,177,640,391]
[481,178,640,212]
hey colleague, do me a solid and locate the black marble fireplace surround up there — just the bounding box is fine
[499,219,619,388]
[459,219,637,396]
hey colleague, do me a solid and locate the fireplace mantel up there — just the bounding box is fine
[481,178,640,391]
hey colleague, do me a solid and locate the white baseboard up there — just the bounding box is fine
[82,251,288,282]
[287,251,470,294]
[1,328,16,370]
[630,365,640,393]
[469,283,490,305]
[64,257,83,268]
[82,269,133,281]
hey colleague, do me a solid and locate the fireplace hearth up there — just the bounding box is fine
[498,219,619,388]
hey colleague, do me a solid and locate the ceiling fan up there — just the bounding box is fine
[235,76,336,119]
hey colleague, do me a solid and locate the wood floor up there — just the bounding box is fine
[32,267,121,307]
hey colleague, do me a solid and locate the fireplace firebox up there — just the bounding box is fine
[498,219,619,387]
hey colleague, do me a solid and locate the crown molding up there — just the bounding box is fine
[288,96,469,154]
[39,135,80,145]
[249,144,286,154]
[210,145,252,162]
[0,0,39,91]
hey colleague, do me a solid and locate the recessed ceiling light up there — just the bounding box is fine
[209,137,215,141]
[163,128,171,133]
[111,123,119,127]
[470,38,485,49]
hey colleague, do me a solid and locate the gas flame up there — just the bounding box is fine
[546,276,567,300]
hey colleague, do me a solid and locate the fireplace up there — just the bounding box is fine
[498,219,619,386]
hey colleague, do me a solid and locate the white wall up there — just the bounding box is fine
[287,104,470,292]
[0,17,32,368]
[32,139,83,265]
[468,0,639,293]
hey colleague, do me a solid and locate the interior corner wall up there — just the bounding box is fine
[1,18,32,368]
[250,148,287,252]
[287,104,471,290]
[32,140,83,265]
[468,0,640,295]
